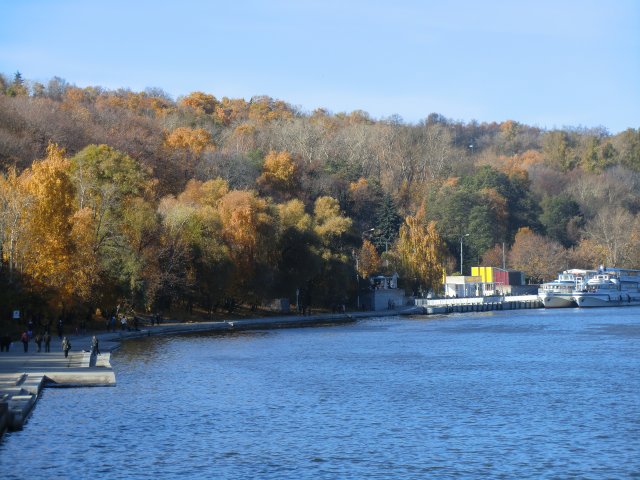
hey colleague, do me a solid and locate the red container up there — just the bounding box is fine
[494,269,509,286]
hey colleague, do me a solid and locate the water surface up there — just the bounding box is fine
[1,307,639,479]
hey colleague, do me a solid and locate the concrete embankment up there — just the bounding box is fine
[0,349,115,435]
[0,307,421,439]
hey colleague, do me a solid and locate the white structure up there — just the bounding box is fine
[444,275,489,298]
[363,273,405,311]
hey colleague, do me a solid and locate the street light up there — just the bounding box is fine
[460,233,469,275]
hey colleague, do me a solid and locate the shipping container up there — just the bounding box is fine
[473,266,525,286]
[494,269,509,286]
[507,270,524,286]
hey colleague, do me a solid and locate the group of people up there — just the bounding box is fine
[14,327,52,353]
[19,330,52,353]
[0,329,100,360]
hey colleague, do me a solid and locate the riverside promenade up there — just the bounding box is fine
[0,307,420,439]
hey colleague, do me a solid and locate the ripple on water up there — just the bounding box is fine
[0,309,639,478]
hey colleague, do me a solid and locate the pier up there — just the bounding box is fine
[415,294,542,314]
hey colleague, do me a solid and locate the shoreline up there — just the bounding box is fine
[0,307,420,439]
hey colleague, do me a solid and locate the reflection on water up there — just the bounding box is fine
[1,307,639,479]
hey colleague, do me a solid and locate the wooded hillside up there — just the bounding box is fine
[1,72,639,322]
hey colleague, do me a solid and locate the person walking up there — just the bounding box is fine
[0,333,11,352]
[62,336,71,358]
[43,331,51,352]
[35,333,43,352]
[21,331,29,353]
[91,336,100,356]
[57,317,64,339]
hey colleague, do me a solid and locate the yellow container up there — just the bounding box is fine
[472,266,494,283]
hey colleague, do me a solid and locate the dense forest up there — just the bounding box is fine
[1,71,639,325]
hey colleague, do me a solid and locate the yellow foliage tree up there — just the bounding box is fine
[21,143,77,307]
[257,150,299,196]
[178,178,229,208]
[357,239,381,279]
[313,196,352,243]
[278,199,312,232]
[70,207,102,302]
[396,213,446,294]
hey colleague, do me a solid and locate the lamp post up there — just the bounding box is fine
[460,233,469,275]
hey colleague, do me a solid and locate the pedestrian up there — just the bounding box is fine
[91,336,100,356]
[62,336,71,358]
[21,331,29,353]
[43,331,51,352]
[57,317,64,339]
[0,333,11,352]
[35,333,43,352]
[110,315,116,332]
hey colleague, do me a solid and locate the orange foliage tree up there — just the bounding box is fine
[357,239,381,279]
[165,127,212,155]
[179,91,218,115]
[508,227,567,283]
[257,150,299,198]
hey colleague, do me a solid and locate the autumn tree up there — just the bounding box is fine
[583,207,640,267]
[274,199,319,301]
[357,239,381,279]
[311,196,353,306]
[480,244,506,268]
[543,130,577,172]
[217,190,278,304]
[178,91,218,115]
[165,127,212,156]
[21,143,77,309]
[257,150,300,199]
[0,167,31,280]
[395,212,446,295]
[508,227,566,283]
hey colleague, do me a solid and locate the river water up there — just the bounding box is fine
[1,307,639,479]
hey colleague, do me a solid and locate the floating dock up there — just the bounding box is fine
[415,294,542,314]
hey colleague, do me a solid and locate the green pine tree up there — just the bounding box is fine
[373,194,402,252]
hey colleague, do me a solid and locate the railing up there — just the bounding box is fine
[415,294,541,308]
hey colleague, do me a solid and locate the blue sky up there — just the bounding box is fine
[1,0,638,133]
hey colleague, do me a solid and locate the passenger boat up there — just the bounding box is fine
[539,269,594,308]
[572,268,640,307]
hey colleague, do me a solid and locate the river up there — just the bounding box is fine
[1,307,639,479]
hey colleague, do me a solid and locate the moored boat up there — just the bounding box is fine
[573,268,640,307]
[539,269,594,308]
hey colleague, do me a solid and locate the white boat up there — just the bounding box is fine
[539,269,594,308]
[573,268,640,307]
